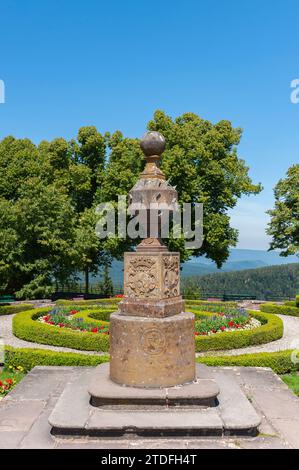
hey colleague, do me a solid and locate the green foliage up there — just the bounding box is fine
[147,110,261,266]
[0,111,262,297]
[296,295,299,307]
[197,350,298,375]
[55,298,120,306]
[185,299,237,308]
[182,263,299,300]
[4,346,297,376]
[4,346,108,372]
[260,303,299,317]
[281,372,299,396]
[0,304,33,316]
[267,164,299,256]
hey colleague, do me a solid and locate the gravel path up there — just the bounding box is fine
[1,311,299,357]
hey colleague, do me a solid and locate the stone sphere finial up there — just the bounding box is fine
[140,131,166,157]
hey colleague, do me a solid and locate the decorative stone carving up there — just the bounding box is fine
[163,255,179,297]
[126,257,158,298]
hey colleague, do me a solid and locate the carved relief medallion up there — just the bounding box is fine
[141,328,166,355]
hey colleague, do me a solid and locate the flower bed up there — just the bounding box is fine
[39,307,110,335]
[12,302,283,353]
[0,365,25,397]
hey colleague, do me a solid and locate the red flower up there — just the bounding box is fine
[58,323,65,328]
[212,329,216,333]
[195,332,199,336]
[228,321,235,327]
[91,327,98,333]
[115,294,124,298]
[5,379,13,385]
[70,310,78,315]
[220,326,225,331]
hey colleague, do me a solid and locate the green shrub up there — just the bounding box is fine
[284,301,297,307]
[185,300,237,308]
[12,308,110,352]
[56,298,120,306]
[296,295,299,308]
[0,304,33,316]
[13,306,283,353]
[260,303,299,317]
[194,310,283,352]
[4,346,298,376]
[197,350,298,375]
[4,346,108,372]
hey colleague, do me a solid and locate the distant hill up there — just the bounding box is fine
[90,248,298,288]
[181,263,299,300]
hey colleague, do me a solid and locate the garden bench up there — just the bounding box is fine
[0,294,15,303]
[222,293,256,301]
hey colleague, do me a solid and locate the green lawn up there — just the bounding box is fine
[281,372,299,396]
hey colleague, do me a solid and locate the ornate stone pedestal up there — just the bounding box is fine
[110,312,195,387]
[48,132,261,439]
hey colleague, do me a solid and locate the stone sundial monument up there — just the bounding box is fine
[49,132,261,438]
[110,131,195,388]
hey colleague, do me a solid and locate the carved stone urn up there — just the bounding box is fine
[109,131,196,388]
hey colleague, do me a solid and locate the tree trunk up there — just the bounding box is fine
[85,268,89,294]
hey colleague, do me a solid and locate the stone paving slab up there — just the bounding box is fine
[212,369,261,434]
[0,366,298,448]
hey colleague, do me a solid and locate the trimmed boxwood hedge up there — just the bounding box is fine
[185,300,237,308]
[260,303,299,317]
[56,298,121,306]
[197,350,299,375]
[0,304,33,316]
[12,306,283,353]
[284,301,297,307]
[4,346,298,375]
[4,346,108,372]
[12,307,111,352]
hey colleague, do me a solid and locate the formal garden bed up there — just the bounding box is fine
[12,301,283,353]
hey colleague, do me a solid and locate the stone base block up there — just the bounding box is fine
[88,363,219,408]
[109,312,195,388]
[48,364,261,438]
[119,296,184,318]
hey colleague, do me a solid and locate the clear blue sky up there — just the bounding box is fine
[0,0,298,250]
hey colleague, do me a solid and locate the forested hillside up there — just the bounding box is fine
[181,263,299,300]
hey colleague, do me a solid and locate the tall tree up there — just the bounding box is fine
[98,111,262,266]
[267,164,299,256]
